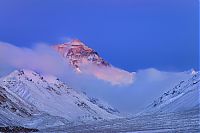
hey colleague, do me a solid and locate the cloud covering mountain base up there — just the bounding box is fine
[0,42,196,113]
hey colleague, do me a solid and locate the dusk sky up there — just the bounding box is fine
[0,0,198,72]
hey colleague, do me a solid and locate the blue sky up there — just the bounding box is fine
[0,0,198,72]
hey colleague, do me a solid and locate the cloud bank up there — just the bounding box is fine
[0,42,71,76]
[79,63,134,85]
[79,68,193,113]
[0,42,133,86]
[0,42,193,114]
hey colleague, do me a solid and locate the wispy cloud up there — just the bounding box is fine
[79,63,134,85]
[0,42,72,76]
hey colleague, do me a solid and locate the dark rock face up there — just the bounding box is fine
[0,126,39,132]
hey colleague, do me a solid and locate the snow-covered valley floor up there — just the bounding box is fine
[40,108,199,133]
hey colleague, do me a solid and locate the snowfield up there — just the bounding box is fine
[41,108,199,133]
[40,71,200,132]
[0,69,199,132]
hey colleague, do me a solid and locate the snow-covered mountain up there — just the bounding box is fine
[54,39,110,72]
[142,71,199,114]
[0,69,120,128]
[54,39,134,85]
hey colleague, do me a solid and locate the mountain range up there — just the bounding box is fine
[0,40,199,132]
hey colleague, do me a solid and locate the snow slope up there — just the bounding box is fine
[0,69,120,128]
[0,84,69,129]
[142,71,199,114]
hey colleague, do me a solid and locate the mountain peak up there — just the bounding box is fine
[185,68,198,75]
[53,39,134,85]
[70,39,84,46]
[58,39,86,48]
[54,39,110,72]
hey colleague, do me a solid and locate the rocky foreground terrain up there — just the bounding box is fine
[41,108,199,133]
